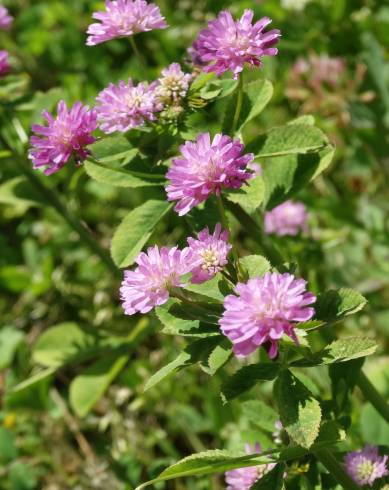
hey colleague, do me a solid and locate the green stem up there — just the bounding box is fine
[225,200,284,266]
[231,73,244,135]
[1,138,119,277]
[356,371,389,424]
[314,449,360,490]
[129,36,148,79]
[216,195,241,281]
[88,156,165,181]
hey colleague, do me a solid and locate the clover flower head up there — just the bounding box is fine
[29,101,97,175]
[86,0,167,46]
[345,445,388,487]
[120,246,193,315]
[155,63,192,105]
[186,223,232,284]
[264,200,309,236]
[95,79,161,134]
[0,6,13,31]
[0,50,10,77]
[219,272,316,358]
[225,443,276,490]
[191,10,280,79]
[166,132,254,216]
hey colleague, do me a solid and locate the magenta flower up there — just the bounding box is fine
[166,133,254,216]
[0,50,10,78]
[120,246,192,315]
[95,79,161,134]
[191,10,280,79]
[186,223,232,284]
[264,200,309,236]
[86,0,167,46]
[225,443,276,490]
[29,101,97,175]
[156,63,192,105]
[219,272,316,358]
[345,445,388,487]
[0,6,13,31]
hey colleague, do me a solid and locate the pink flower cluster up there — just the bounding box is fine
[29,101,97,175]
[166,133,254,216]
[219,272,316,358]
[0,50,10,78]
[345,445,388,487]
[264,200,309,236]
[191,10,280,79]
[225,443,276,490]
[0,6,13,31]
[120,224,231,315]
[86,0,167,46]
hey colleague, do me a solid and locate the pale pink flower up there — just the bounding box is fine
[166,133,254,216]
[219,272,316,358]
[95,79,161,134]
[155,63,192,105]
[29,101,97,175]
[0,50,10,77]
[191,10,280,79]
[264,200,308,236]
[225,443,276,490]
[86,0,167,46]
[0,6,13,31]
[120,246,192,315]
[345,445,388,487]
[186,224,232,284]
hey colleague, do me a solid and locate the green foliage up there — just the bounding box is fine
[274,371,322,449]
[315,289,367,323]
[111,200,172,267]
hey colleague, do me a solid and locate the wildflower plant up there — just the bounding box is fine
[1,2,388,490]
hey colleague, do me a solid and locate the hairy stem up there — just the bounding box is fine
[231,73,244,135]
[1,136,119,277]
[314,449,360,490]
[356,371,389,424]
[216,195,241,281]
[130,36,148,79]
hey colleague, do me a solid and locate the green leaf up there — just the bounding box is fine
[0,427,18,463]
[111,200,172,268]
[225,175,265,214]
[241,400,279,432]
[247,124,328,158]
[239,255,271,279]
[7,368,56,410]
[315,288,367,322]
[274,370,321,449]
[134,449,277,489]
[221,363,280,402]
[329,358,365,414]
[252,463,286,489]
[201,341,232,375]
[288,115,315,126]
[89,135,136,161]
[227,79,273,133]
[0,177,46,208]
[292,337,377,367]
[262,145,335,209]
[69,353,128,417]
[223,79,273,134]
[0,326,24,370]
[144,337,223,391]
[32,322,115,367]
[184,275,227,303]
[85,160,161,188]
[155,299,219,337]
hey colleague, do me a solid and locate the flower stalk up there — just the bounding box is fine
[356,371,389,424]
[314,449,361,490]
[231,73,244,135]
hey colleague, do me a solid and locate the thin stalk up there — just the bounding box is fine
[216,195,241,280]
[356,371,389,424]
[1,138,119,277]
[88,155,165,181]
[314,449,360,490]
[129,36,148,79]
[231,73,244,135]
